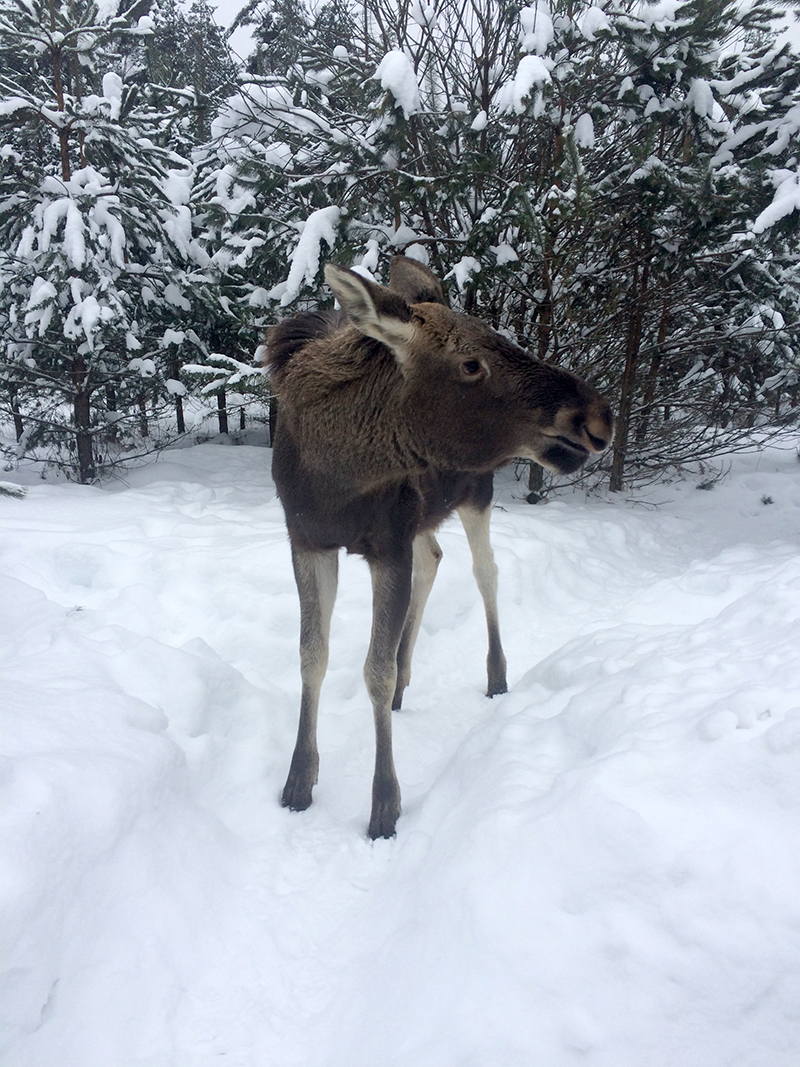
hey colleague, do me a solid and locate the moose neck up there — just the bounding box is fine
[280,336,443,491]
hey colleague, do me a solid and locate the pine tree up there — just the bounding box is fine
[173,0,800,485]
[0,0,202,480]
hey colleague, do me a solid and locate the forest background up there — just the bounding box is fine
[1,0,800,491]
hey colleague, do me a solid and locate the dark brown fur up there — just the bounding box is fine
[267,257,613,838]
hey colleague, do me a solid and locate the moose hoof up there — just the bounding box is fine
[281,754,318,812]
[281,779,314,811]
[368,806,400,840]
[368,781,401,839]
[487,678,508,698]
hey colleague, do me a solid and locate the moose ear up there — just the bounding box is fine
[325,265,416,352]
[389,256,446,305]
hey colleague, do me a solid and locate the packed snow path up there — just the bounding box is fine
[3,442,800,1067]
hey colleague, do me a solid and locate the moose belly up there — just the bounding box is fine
[275,446,493,562]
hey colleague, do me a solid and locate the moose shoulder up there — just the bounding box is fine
[267,256,613,839]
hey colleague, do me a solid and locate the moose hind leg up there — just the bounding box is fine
[393,531,442,710]
[365,555,412,838]
[282,545,339,812]
[457,505,508,697]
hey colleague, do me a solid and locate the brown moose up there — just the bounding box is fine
[266,256,613,839]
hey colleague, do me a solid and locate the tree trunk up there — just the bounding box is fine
[527,461,544,503]
[9,386,24,442]
[138,395,149,438]
[170,359,186,434]
[217,390,229,435]
[72,357,95,483]
[268,394,278,446]
[104,384,118,442]
[609,239,652,492]
[635,298,670,446]
[50,41,72,181]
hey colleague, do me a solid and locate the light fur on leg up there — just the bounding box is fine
[393,531,442,710]
[282,546,339,811]
[457,505,508,696]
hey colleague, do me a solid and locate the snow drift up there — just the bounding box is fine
[2,441,800,1066]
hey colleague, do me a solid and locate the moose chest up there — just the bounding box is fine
[273,423,490,561]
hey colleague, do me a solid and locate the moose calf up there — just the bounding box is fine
[266,257,612,838]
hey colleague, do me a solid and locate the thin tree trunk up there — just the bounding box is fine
[636,298,669,446]
[217,390,229,435]
[72,357,95,483]
[527,461,544,502]
[610,244,652,492]
[170,359,186,434]
[138,395,149,437]
[104,384,118,441]
[268,394,278,446]
[537,255,553,362]
[50,34,72,181]
[9,386,24,442]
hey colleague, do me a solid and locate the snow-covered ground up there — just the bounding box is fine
[3,440,800,1067]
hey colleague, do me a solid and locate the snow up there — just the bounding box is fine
[211,85,333,142]
[63,291,106,347]
[23,277,57,336]
[520,2,554,55]
[164,282,191,311]
[580,6,611,41]
[687,77,714,118]
[448,255,481,291]
[3,440,800,1066]
[279,205,340,306]
[373,50,422,118]
[752,168,800,234]
[410,0,436,29]
[492,243,519,265]
[403,243,429,266]
[574,112,595,148]
[160,329,186,348]
[101,72,123,121]
[500,55,552,115]
[0,97,31,117]
[635,0,684,30]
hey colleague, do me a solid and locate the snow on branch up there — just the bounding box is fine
[447,257,481,292]
[277,206,341,307]
[373,51,421,119]
[183,353,265,394]
[499,56,552,115]
[752,168,800,234]
[520,3,554,55]
[580,5,611,40]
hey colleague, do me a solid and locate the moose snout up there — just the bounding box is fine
[538,398,614,475]
[552,400,614,457]
[581,400,614,453]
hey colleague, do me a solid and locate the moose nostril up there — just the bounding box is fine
[587,431,607,452]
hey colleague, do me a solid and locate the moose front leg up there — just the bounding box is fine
[393,531,442,710]
[282,545,339,812]
[365,554,413,838]
[457,504,508,697]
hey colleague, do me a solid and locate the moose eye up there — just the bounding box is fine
[461,360,483,376]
